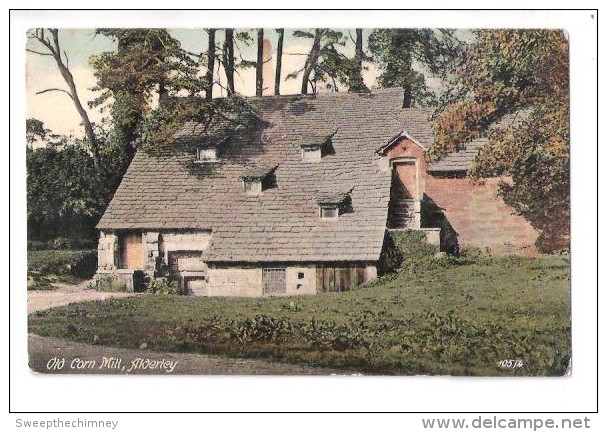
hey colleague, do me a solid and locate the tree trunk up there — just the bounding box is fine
[349,28,368,92]
[256,29,264,97]
[355,28,364,65]
[274,29,284,96]
[301,29,323,95]
[223,29,235,96]
[44,29,100,169]
[205,29,216,101]
[158,77,168,107]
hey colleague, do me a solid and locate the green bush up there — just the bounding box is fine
[27,238,97,251]
[379,230,440,274]
[27,272,54,291]
[27,249,97,279]
[147,277,180,295]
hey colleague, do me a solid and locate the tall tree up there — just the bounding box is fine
[205,28,217,101]
[368,29,463,107]
[26,29,101,169]
[288,29,351,94]
[347,28,368,92]
[222,29,236,96]
[256,29,264,97]
[27,135,109,241]
[274,28,284,95]
[90,29,202,162]
[432,30,569,252]
[300,29,324,94]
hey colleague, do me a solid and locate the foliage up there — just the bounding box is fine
[29,254,570,376]
[27,249,97,283]
[27,273,54,291]
[26,118,48,147]
[28,237,98,251]
[432,30,569,252]
[90,29,204,160]
[136,94,262,156]
[379,229,439,274]
[368,29,464,107]
[26,144,108,241]
[147,277,181,295]
[288,29,352,93]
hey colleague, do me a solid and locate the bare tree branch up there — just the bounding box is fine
[26,48,53,56]
[36,88,74,100]
[27,28,101,170]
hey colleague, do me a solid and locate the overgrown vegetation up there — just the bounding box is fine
[432,30,569,252]
[27,250,97,290]
[29,250,570,376]
[147,277,181,295]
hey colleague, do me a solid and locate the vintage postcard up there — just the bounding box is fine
[25,25,571,378]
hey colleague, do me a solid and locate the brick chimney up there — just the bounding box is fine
[262,38,274,96]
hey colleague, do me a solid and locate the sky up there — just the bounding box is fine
[25,28,381,138]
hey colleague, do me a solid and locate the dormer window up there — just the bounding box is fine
[242,165,278,195]
[243,178,262,194]
[195,134,230,163]
[320,205,339,219]
[300,131,337,162]
[197,147,217,162]
[316,189,351,219]
[301,144,322,162]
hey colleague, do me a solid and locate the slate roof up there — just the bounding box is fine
[97,89,407,263]
[400,108,435,146]
[241,164,277,180]
[426,138,488,173]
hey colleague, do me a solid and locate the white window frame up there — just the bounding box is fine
[301,146,322,162]
[243,178,263,194]
[197,147,218,162]
[320,205,339,220]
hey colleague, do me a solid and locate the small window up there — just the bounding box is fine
[197,147,217,162]
[243,179,262,194]
[320,206,339,219]
[298,272,305,279]
[262,268,286,295]
[302,147,321,162]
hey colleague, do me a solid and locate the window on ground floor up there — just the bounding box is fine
[262,268,287,295]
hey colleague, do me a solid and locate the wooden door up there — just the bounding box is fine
[120,233,143,270]
[317,265,365,292]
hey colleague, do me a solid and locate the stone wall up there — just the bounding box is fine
[142,232,159,277]
[206,266,318,297]
[159,231,211,264]
[207,266,263,297]
[97,231,118,270]
[207,263,377,297]
[285,266,317,295]
[97,228,379,296]
[365,264,378,280]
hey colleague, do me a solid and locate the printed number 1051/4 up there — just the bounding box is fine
[497,359,524,369]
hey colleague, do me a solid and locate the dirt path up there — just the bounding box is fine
[28,334,344,375]
[27,282,348,375]
[27,280,139,314]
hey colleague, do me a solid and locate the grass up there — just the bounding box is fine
[28,253,571,376]
[27,249,97,290]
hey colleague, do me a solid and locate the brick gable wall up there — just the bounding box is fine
[387,137,539,255]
